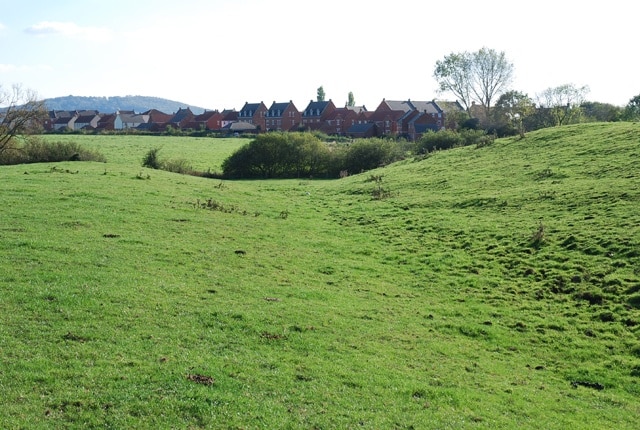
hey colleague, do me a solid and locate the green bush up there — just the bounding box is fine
[341,138,396,174]
[416,130,462,153]
[221,133,411,179]
[142,147,162,169]
[0,137,106,165]
[162,158,193,174]
[222,132,333,179]
[415,129,494,153]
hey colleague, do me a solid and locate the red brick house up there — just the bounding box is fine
[409,100,445,131]
[407,112,439,140]
[322,106,360,135]
[168,107,195,129]
[74,112,100,130]
[142,109,173,131]
[265,101,300,131]
[186,110,224,130]
[221,109,238,129]
[370,99,416,136]
[238,102,268,131]
[96,113,116,131]
[369,103,406,136]
[45,110,79,131]
[301,100,336,127]
[370,99,459,139]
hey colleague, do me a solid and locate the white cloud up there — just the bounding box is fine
[25,21,112,42]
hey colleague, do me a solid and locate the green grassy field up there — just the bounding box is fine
[1,124,639,428]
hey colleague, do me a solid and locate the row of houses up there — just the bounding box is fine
[43,98,464,140]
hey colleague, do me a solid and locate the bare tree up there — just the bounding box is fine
[434,47,513,118]
[537,84,590,126]
[470,48,514,117]
[0,84,47,155]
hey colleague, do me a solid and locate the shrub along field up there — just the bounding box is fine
[1,123,639,428]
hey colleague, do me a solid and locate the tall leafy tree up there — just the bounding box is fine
[537,84,590,126]
[347,92,355,107]
[622,94,640,121]
[492,90,535,137]
[316,86,326,102]
[433,52,473,112]
[433,47,513,117]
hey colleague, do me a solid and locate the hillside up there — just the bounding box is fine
[43,95,208,114]
[1,123,639,428]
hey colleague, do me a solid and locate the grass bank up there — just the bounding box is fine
[1,123,639,428]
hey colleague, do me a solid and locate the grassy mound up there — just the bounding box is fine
[1,124,639,428]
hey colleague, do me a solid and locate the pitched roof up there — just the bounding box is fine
[222,121,257,131]
[118,112,149,124]
[409,100,441,115]
[239,102,266,117]
[346,105,367,113]
[302,100,332,117]
[382,100,414,113]
[143,109,173,123]
[54,116,74,124]
[170,107,194,123]
[370,108,406,122]
[96,114,116,129]
[75,114,98,123]
[347,123,376,134]
[410,111,438,125]
[194,110,221,121]
[433,100,465,113]
[97,113,116,124]
[222,109,238,121]
[267,101,297,117]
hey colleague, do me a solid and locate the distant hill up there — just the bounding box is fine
[43,95,208,115]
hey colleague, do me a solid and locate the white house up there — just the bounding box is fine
[114,110,150,130]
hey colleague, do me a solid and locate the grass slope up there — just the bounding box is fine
[1,123,639,428]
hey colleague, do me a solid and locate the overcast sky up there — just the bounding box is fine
[0,0,636,111]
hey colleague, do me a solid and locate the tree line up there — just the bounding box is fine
[432,47,639,136]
